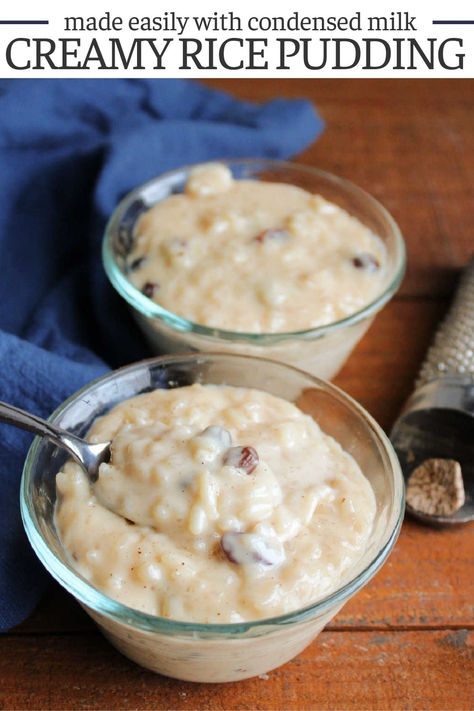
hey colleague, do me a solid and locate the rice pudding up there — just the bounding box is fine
[55,383,376,623]
[127,163,386,333]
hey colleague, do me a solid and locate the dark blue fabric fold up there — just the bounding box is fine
[0,78,324,631]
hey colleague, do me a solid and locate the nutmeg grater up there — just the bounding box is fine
[391,256,474,524]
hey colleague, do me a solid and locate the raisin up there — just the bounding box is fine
[352,253,380,271]
[128,256,147,272]
[224,446,259,474]
[220,532,243,564]
[142,282,159,298]
[254,228,290,244]
[220,532,284,567]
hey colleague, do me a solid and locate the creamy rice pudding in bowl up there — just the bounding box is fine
[21,353,404,683]
[103,160,405,379]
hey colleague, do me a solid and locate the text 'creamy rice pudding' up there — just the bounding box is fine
[55,383,376,624]
[127,163,386,333]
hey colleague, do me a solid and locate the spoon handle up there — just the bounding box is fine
[0,399,71,438]
[0,400,90,467]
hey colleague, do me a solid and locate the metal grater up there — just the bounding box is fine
[391,256,474,524]
[417,257,474,387]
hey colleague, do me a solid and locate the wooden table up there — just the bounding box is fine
[2,79,473,710]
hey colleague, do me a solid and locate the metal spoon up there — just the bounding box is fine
[0,400,111,482]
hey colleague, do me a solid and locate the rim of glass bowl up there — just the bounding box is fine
[21,353,404,637]
[102,159,406,344]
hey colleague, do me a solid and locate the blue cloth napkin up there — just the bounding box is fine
[0,78,324,631]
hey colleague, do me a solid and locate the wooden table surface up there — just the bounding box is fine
[2,79,473,711]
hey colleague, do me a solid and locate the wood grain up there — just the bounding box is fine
[335,517,474,629]
[334,298,448,430]
[1,629,472,711]
[2,79,473,710]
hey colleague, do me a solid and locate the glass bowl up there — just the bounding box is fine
[21,353,404,683]
[103,160,405,380]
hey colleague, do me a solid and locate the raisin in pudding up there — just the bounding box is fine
[55,383,376,623]
[127,163,386,333]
